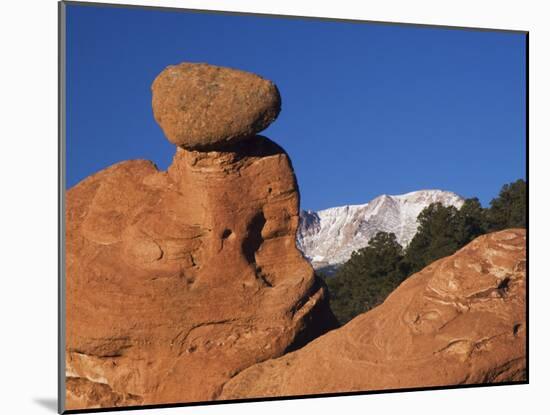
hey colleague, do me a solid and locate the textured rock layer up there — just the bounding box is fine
[152,63,281,149]
[220,229,527,399]
[65,135,336,410]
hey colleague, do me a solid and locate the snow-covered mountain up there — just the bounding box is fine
[297,190,465,271]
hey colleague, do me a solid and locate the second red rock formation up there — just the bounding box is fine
[220,229,527,399]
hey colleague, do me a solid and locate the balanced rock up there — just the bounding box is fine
[151,63,281,149]
[65,135,336,410]
[220,229,527,399]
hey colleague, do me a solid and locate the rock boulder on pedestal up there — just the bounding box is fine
[65,64,336,410]
[151,63,281,150]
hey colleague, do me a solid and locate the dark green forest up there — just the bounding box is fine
[322,179,527,325]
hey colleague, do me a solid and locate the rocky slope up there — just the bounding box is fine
[297,190,464,270]
[220,229,527,399]
[65,63,336,410]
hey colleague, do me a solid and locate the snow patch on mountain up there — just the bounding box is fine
[297,190,465,270]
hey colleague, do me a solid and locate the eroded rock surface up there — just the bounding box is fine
[152,63,281,149]
[220,229,527,399]
[66,64,335,410]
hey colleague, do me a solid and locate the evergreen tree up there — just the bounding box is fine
[454,198,487,245]
[486,179,527,230]
[325,232,406,324]
[404,203,460,274]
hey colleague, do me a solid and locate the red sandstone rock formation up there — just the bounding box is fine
[65,64,335,410]
[220,229,527,399]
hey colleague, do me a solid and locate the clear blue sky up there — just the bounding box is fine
[65,4,526,211]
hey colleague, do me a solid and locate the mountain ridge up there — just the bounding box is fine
[297,189,465,271]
